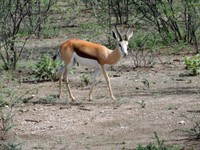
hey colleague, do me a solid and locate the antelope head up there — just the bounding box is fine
[112,26,133,56]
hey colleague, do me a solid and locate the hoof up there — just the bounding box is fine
[71,96,75,101]
[89,96,93,101]
[111,96,116,100]
[57,94,61,99]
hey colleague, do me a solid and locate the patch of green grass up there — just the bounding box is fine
[34,54,62,81]
[195,89,200,98]
[0,60,4,71]
[184,54,200,75]
[136,100,146,108]
[169,41,188,55]
[0,98,9,108]
[167,104,177,110]
[17,60,36,70]
[0,79,16,141]
[0,79,8,107]
[38,94,58,104]
[0,109,16,140]
[128,30,163,51]
[3,85,38,107]
[153,92,163,98]
[2,141,21,150]
[70,67,77,75]
[80,73,91,86]
[113,98,130,107]
[79,23,105,41]
[42,26,61,38]
[180,114,200,139]
[135,132,180,150]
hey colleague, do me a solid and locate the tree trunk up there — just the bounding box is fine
[10,41,16,70]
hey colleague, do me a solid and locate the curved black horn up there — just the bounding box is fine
[115,25,123,41]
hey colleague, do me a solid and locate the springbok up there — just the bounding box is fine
[53,27,133,101]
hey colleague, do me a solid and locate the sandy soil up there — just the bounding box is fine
[2,55,200,150]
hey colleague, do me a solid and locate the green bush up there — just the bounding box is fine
[0,79,8,107]
[35,55,62,80]
[42,26,61,38]
[180,114,200,139]
[184,54,200,75]
[129,30,163,51]
[80,73,91,86]
[135,132,180,150]
[38,94,58,104]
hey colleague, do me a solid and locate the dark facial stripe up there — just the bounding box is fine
[74,47,99,62]
[118,44,125,55]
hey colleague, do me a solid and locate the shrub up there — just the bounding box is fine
[184,54,200,75]
[128,31,161,68]
[180,114,200,139]
[0,80,8,107]
[135,132,180,150]
[34,55,62,80]
[38,94,58,104]
[80,73,91,86]
[129,30,163,51]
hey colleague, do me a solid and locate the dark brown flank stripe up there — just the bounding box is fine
[74,47,99,62]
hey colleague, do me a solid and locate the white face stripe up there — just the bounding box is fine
[118,41,128,55]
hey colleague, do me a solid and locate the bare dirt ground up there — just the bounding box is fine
[5,54,200,150]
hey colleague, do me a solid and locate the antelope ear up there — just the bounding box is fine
[112,31,119,41]
[125,28,133,41]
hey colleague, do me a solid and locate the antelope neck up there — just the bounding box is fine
[106,47,122,65]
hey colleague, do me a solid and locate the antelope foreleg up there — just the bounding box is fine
[88,68,100,101]
[101,66,116,100]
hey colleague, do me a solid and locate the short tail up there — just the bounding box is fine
[52,49,60,61]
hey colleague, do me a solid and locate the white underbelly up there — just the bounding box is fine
[73,53,100,68]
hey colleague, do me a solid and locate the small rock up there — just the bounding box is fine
[33,108,37,111]
[186,80,192,84]
[25,119,40,123]
[177,120,185,125]
[176,78,185,81]
[151,68,157,72]
[173,59,181,63]
[19,109,29,113]
[79,107,91,111]
[100,110,104,113]
[113,74,120,77]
